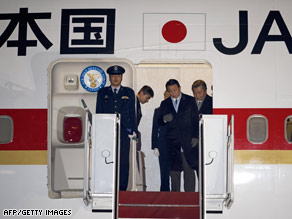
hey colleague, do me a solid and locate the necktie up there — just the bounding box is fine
[174,99,178,112]
[114,88,117,98]
[198,101,202,110]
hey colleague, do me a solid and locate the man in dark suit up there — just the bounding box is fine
[192,80,213,179]
[136,85,154,151]
[192,80,213,115]
[191,80,213,178]
[158,79,199,192]
[136,85,154,127]
[151,90,170,191]
[96,65,136,191]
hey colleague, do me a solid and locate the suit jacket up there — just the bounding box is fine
[152,107,167,150]
[158,93,199,170]
[96,86,137,133]
[158,93,199,139]
[135,98,143,150]
[136,97,142,127]
[198,94,213,115]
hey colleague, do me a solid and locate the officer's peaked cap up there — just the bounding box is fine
[107,65,125,75]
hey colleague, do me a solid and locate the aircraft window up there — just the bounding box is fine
[63,116,82,143]
[247,115,268,144]
[56,106,85,144]
[285,116,292,143]
[0,116,13,144]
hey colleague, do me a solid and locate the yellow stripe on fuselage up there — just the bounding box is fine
[0,151,47,165]
[0,150,292,165]
[234,150,292,164]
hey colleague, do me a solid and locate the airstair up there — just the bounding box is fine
[81,107,233,219]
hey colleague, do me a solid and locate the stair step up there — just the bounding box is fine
[119,191,200,219]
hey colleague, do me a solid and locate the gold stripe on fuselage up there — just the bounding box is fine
[0,150,47,165]
[235,150,292,164]
[0,150,292,165]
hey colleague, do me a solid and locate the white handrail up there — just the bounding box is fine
[83,110,91,206]
[128,133,137,191]
[225,115,234,209]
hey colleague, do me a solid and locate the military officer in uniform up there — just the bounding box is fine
[96,65,137,191]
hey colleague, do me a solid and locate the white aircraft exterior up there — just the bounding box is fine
[0,0,291,218]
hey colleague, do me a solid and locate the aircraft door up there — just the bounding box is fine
[47,58,135,201]
[199,115,234,213]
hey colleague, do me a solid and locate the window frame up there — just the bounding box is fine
[0,115,14,144]
[284,115,292,144]
[247,114,268,144]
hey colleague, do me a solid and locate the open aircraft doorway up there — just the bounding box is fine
[134,60,213,192]
[118,61,214,219]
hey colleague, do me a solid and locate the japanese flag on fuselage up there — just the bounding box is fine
[143,13,206,51]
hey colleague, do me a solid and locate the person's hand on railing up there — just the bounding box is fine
[128,132,138,142]
[153,148,160,157]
